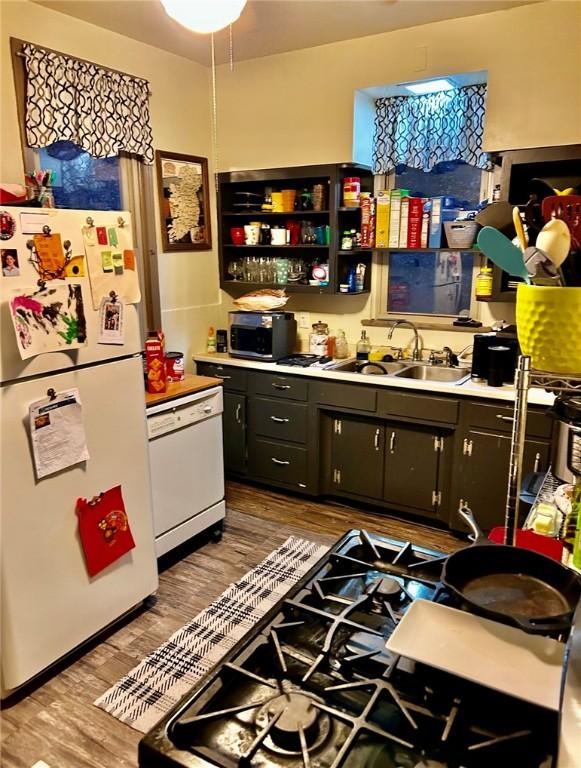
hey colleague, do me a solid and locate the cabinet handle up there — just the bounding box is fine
[271,457,290,466]
[216,374,232,380]
[235,403,241,424]
[272,383,291,390]
[534,452,541,473]
[496,414,514,422]
[463,438,473,457]
[389,431,396,453]
[374,429,380,451]
[270,416,290,423]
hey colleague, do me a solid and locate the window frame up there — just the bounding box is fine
[371,169,493,325]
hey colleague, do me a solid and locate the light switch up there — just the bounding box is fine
[298,312,310,329]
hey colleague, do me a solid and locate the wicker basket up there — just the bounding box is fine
[444,220,480,249]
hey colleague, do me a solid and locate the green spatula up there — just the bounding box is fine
[477,226,531,284]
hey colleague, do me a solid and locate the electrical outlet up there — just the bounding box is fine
[298,312,310,329]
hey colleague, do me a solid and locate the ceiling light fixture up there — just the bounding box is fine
[404,78,455,95]
[160,0,247,34]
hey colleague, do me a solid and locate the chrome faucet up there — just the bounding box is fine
[429,346,458,367]
[388,320,421,362]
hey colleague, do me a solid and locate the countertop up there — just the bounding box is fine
[145,373,222,407]
[192,353,554,407]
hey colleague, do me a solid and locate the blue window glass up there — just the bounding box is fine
[388,251,474,316]
[38,141,121,211]
[395,160,482,208]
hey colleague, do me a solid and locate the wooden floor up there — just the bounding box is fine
[0,482,461,768]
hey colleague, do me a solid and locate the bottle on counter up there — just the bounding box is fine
[356,330,371,361]
[335,329,349,359]
[207,326,217,353]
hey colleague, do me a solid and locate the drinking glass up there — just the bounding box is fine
[228,259,243,281]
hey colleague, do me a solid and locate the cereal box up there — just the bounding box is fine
[145,330,167,394]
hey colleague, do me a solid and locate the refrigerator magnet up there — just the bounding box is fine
[1,248,20,277]
[98,294,124,345]
[96,226,108,245]
[0,210,16,240]
[101,251,114,273]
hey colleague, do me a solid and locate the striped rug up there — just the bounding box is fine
[94,536,328,732]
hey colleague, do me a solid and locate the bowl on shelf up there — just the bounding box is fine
[516,285,581,374]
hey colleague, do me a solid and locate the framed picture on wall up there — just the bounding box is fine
[155,150,212,251]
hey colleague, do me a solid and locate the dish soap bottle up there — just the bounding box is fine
[356,330,371,361]
[335,330,349,359]
[207,326,217,354]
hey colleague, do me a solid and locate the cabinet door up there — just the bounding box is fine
[453,430,550,531]
[384,426,440,514]
[223,392,246,474]
[331,417,384,500]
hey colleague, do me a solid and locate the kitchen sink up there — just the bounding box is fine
[330,359,409,375]
[394,365,470,383]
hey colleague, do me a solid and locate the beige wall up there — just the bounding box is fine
[0,0,221,367]
[214,0,581,355]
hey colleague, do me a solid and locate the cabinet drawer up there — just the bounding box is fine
[378,391,459,424]
[253,397,308,443]
[467,402,552,438]
[196,363,247,391]
[249,439,308,487]
[311,381,377,412]
[251,373,308,401]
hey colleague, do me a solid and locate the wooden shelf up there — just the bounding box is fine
[222,280,332,294]
[338,247,480,254]
[224,244,329,249]
[338,206,362,212]
[223,210,330,216]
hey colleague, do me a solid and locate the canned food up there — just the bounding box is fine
[165,351,185,381]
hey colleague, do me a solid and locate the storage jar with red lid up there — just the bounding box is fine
[342,177,361,208]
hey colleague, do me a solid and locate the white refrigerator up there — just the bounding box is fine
[0,207,158,698]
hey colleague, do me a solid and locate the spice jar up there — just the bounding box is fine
[309,320,329,355]
[475,265,493,299]
[343,177,361,208]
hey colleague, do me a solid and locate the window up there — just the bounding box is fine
[37,141,121,211]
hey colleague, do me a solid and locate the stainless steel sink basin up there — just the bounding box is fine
[330,359,408,375]
[394,365,470,383]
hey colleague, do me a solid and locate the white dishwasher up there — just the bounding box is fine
[146,386,225,557]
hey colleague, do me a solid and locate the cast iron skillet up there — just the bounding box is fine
[442,507,581,634]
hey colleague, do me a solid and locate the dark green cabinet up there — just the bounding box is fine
[223,392,247,475]
[451,429,550,532]
[330,416,384,500]
[384,426,443,515]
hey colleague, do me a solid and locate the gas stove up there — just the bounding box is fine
[275,354,335,368]
[139,530,558,768]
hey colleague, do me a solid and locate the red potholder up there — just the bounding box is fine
[76,485,135,577]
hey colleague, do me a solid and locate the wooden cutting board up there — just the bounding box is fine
[386,599,564,710]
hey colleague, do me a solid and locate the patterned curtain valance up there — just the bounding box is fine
[373,84,490,174]
[22,44,154,164]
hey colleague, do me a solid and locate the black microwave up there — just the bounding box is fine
[228,311,296,361]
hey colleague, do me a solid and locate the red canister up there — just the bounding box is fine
[165,351,185,381]
[343,177,361,208]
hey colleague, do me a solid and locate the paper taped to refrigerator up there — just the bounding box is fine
[29,388,90,479]
[9,283,88,359]
[82,224,140,310]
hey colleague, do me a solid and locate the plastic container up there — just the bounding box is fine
[356,330,371,361]
[343,177,361,208]
[165,351,185,381]
[475,265,493,299]
[207,326,217,354]
[444,220,479,249]
[515,285,581,373]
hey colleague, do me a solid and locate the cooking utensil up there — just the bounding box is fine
[512,206,528,251]
[522,245,562,285]
[488,526,564,561]
[475,201,516,239]
[441,506,581,634]
[536,218,572,267]
[386,599,564,711]
[476,226,530,283]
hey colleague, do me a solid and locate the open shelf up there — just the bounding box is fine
[223,210,330,217]
[222,280,333,294]
[224,244,329,249]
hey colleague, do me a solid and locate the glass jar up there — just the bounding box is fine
[341,230,354,250]
[475,265,493,299]
[309,320,329,355]
[335,330,349,359]
[343,177,361,208]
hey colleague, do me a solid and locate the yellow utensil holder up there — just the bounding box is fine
[516,285,581,374]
